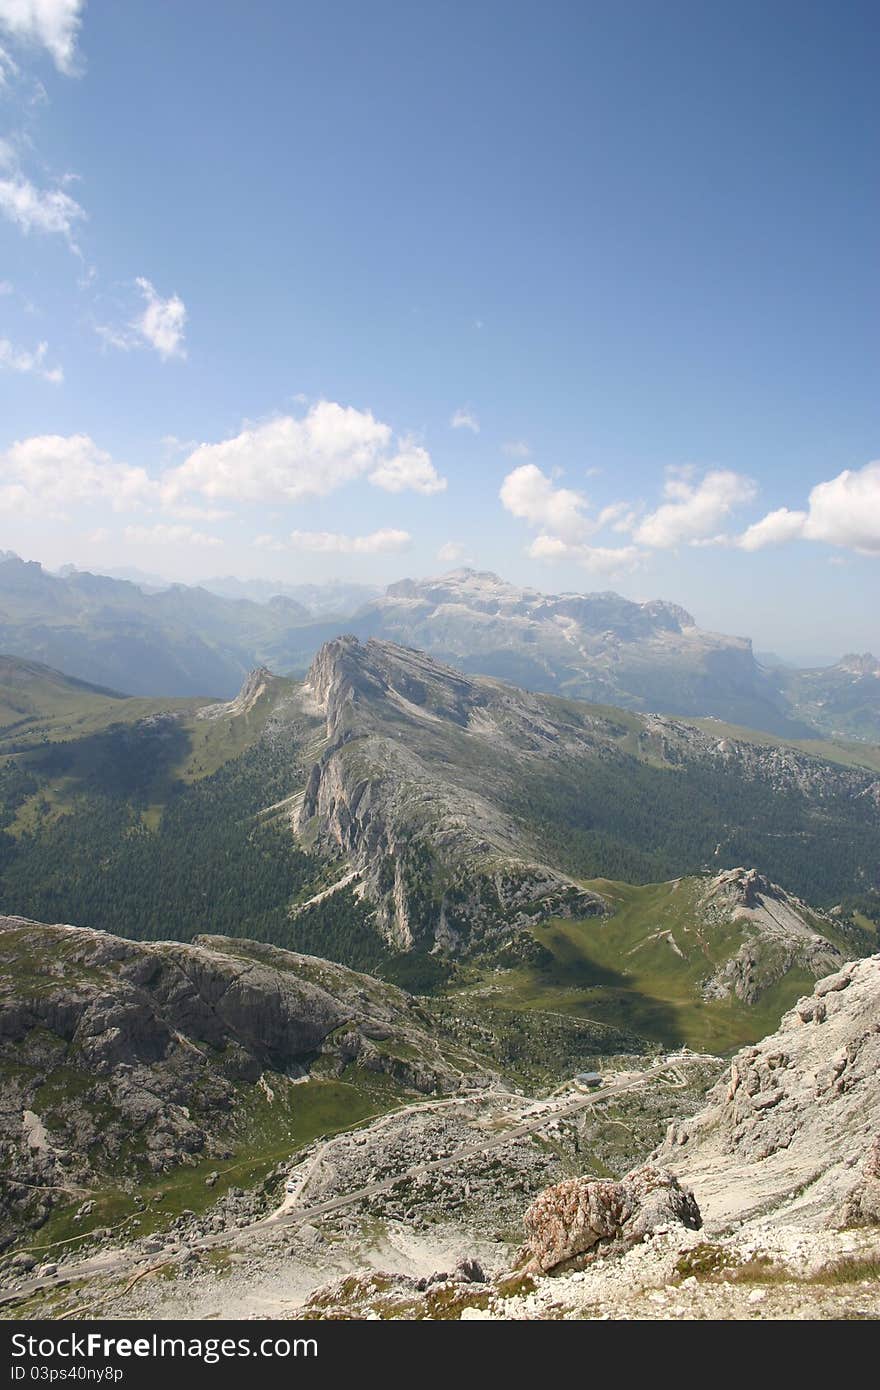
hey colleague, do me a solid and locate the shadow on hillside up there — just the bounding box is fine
[22,719,192,803]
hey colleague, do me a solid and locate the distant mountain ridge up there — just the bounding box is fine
[0,553,878,739]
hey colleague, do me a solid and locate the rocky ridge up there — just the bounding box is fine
[284,636,876,952]
[696,867,842,1003]
[0,917,488,1235]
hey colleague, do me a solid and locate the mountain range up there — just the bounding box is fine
[2,553,877,740]
[1,638,876,1054]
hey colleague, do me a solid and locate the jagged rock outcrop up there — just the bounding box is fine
[657,954,880,1231]
[0,916,477,1234]
[522,1166,701,1273]
[697,867,842,1003]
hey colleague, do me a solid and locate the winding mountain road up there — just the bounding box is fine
[0,1065,687,1311]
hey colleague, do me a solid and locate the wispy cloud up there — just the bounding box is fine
[0,144,86,249]
[0,0,85,76]
[124,523,220,549]
[97,278,188,361]
[282,528,412,555]
[437,540,466,564]
[0,335,62,382]
[450,407,479,434]
[133,277,187,360]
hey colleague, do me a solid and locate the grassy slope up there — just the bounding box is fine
[690,716,880,774]
[0,658,298,834]
[454,876,845,1053]
[17,1070,407,1255]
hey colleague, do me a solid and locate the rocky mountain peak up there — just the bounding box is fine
[837,652,880,677]
[198,664,278,720]
[305,636,477,731]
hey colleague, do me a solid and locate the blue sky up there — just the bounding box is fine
[0,0,877,662]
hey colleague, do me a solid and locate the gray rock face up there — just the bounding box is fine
[656,955,880,1231]
[0,916,469,1233]
[289,636,876,953]
[295,636,607,950]
[523,1166,701,1273]
[697,868,842,1004]
[350,569,797,733]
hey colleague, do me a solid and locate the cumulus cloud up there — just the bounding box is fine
[368,439,446,495]
[500,463,591,544]
[287,528,412,555]
[164,401,445,506]
[500,463,642,571]
[0,0,83,74]
[501,440,530,458]
[124,523,220,549]
[450,407,479,434]
[0,335,62,382]
[738,461,880,555]
[737,507,808,552]
[634,469,757,548]
[0,433,154,514]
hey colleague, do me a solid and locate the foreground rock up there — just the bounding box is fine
[523,1166,701,1273]
[657,954,880,1231]
[0,917,488,1235]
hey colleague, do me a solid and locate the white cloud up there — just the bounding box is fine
[96,279,188,361]
[437,540,466,565]
[500,463,642,572]
[634,468,756,548]
[368,439,446,495]
[597,501,637,532]
[0,335,62,381]
[287,528,412,555]
[0,279,13,293]
[0,433,154,514]
[124,523,220,549]
[164,401,445,505]
[450,407,479,434]
[500,463,591,544]
[0,0,84,74]
[527,534,642,574]
[0,42,19,85]
[738,461,880,555]
[800,461,880,554]
[0,164,85,244]
[501,440,530,458]
[133,277,186,360]
[737,507,808,552]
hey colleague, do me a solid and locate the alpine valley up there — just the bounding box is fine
[0,583,878,1321]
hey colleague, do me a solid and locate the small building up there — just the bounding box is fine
[575,1071,603,1088]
